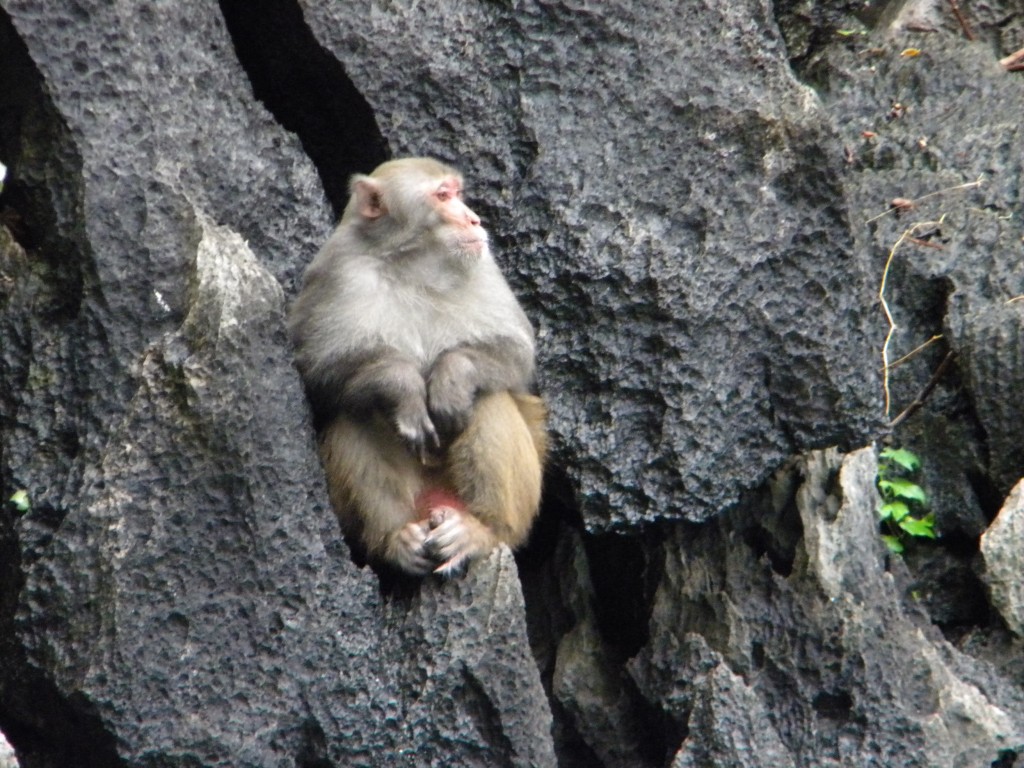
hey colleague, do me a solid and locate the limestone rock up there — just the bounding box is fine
[981,480,1024,636]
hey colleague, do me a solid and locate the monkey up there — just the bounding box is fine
[289,157,547,577]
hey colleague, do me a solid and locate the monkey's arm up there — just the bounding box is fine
[426,335,535,440]
[304,349,440,461]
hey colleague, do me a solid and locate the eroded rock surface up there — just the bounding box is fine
[981,480,1024,637]
[627,449,1024,767]
[2,0,1024,766]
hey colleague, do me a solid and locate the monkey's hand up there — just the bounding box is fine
[427,352,477,441]
[394,397,441,463]
[385,520,435,576]
[424,507,497,578]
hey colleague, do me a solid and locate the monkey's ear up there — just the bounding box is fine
[351,177,387,220]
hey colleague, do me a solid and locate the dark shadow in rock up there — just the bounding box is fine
[218,0,388,216]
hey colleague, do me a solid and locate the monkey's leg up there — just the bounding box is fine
[427,391,547,575]
[319,415,434,575]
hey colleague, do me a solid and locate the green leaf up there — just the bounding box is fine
[899,514,937,539]
[881,535,905,554]
[878,478,926,503]
[879,501,909,522]
[9,489,30,513]
[880,447,921,472]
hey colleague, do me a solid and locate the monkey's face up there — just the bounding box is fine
[428,176,490,262]
[347,159,491,267]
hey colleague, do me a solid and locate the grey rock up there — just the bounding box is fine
[981,479,1024,637]
[815,15,1024,512]
[543,530,652,768]
[301,0,881,529]
[0,730,17,768]
[1,197,552,766]
[630,448,1024,767]
[669,639,795,768]
[2,0,1024,766]
[0,1,553,765]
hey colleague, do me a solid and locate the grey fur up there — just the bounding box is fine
[289,159,535,456]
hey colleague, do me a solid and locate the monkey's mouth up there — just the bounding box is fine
[441,227,489,259]
[457,235,488,254]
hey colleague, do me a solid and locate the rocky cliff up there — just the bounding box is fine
[1,0,1023,765]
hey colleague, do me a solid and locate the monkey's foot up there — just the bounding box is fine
[424,506,498,578]
[384,520,435,576]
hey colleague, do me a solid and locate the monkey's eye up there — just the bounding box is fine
[435,180,462,203]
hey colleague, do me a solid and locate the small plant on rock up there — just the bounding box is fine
[9,490,30,513]
[876,447,935,554]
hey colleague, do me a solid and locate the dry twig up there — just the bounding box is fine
[1000,47,1024,71]
[882,334,944,372]
[906,236,944,249]
[879,219,945,417]
[889,351,956,428]
[865,177,983,225]
[948,0,974,40]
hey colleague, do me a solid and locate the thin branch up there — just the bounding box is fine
[999,46,1024,71]
[865,176,984,225]
[906,236,944,249]
[882,334,944,371]
[889,351,956,428]
[948,0,974,40]
[1007,296,1024,304]
[879,220,944,417]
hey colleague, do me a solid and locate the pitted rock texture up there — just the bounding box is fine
[981,479,1024,637]
[628,449,1024,768]
[299,0,882,529]
[2,1,1024,767]
[1,2,552,765]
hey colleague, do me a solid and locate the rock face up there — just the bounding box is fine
[631,449,1024,768]
[0,189,553,766]
[297,0,882,529]
[0,731,16,768]
[0,2,551,765]
[803,9,1024,537]
[1,0,1023,766]
[981,480,1024,636]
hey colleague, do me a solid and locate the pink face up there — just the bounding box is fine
[433,176,488,255]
